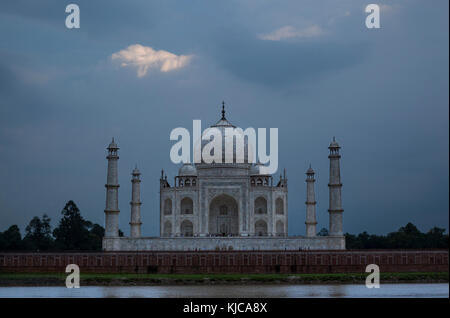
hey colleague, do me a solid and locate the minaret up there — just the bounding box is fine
[305,165,317,237]
[104,138,120,237]
[130,166,142,238]
[328,137,343,236]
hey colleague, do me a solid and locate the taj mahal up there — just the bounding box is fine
[102,104,345,251]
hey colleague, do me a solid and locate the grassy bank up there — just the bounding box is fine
[0,272,448,286]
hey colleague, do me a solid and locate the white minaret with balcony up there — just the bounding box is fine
[130,166,142,238]
[305,165,317,237]
[104,138,120,237]
[328,137,344,236]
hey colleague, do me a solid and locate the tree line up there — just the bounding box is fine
[312,223,448,249]
[0,200,120,251]
[344,223,448,249]
[1,201,448,250]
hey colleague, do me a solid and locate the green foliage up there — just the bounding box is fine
[53,200,91,250]
[0,225,23,250]
[53,200,104,250]
[317,228,329,236]
[0,272,447,285]
[0,200,104,251]
[23,214,54,251]
[345,222,449,249]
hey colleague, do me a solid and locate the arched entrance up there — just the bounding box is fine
[209,194,239,236]
[255,219,268,236]
[181,220,193,237]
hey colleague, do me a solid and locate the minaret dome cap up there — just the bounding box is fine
[306,165,315,174]
[108,137,119,150]
[132,165,140,175]
[328,136,340,149]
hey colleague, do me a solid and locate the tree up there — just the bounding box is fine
[357,231,370,248]
[88,223,105,250]
[23,214,54,251]
[345,233,363,249]
[53,200,92,250]
[52,200,106,250]
[317,228,328,236]
[0,225,22,250]
[387,222,425,249]
[424,227,449,248]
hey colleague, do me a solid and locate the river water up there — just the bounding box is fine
[0,283,448,298]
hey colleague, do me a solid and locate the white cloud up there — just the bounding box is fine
[111,44,193,77]
[258,25,324,41]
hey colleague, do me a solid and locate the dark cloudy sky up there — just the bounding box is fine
[0,0,448,236]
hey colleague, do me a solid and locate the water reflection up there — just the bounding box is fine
[328,285,346,297]
[0,284,448,298]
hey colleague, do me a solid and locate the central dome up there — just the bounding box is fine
[193,103,254,165]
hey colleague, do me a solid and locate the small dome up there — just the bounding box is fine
[178,163,197,176]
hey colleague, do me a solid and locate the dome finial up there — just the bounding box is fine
[221,101,226,120]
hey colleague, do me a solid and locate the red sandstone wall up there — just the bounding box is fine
[0,250,447,274]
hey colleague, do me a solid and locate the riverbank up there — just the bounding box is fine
[0,272,448,286]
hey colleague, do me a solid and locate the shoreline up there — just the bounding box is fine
[0,272,448,287]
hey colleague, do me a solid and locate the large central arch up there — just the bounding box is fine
[209,194,239,236]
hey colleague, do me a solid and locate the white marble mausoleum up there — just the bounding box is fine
[102,104,345,251]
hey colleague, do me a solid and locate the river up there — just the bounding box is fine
[0,283,448,298]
